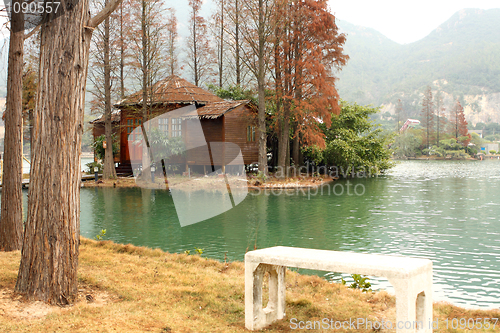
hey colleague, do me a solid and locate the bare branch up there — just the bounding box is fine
[24,24,40,39]
[89,0,123,28]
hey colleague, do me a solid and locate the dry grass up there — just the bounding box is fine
[82,177,137,188]
[0,239,498,332]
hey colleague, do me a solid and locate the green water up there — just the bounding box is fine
[3,160,499,308]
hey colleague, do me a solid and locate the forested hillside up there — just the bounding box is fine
[336,8,500,124]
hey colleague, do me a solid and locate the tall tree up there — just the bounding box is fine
[166,9,178,76]
[186,0,213,87]
[237,0,275,174]
[450,99,470,146]
[273,0,347,171]
[115,0,133,99]
[129,0,167,181]
[15,0,123,304]
[0,1,24,251]
[211,0,225,87]
[221,0,249,87]
[420,86,434,152]
[396,99,403,133]
[434,91,446,147]
[102,6,117,179]
[89,0,124,179]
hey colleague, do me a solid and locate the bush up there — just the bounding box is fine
[86,161,102,174]
[447,150,470,159]
[92,134,119,161]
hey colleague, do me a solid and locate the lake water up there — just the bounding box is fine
[3,160,500,309]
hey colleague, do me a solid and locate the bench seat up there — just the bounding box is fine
[245,246,433,332]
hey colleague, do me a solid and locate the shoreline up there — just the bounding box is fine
[81,175,338,190]
[1,238,498,332]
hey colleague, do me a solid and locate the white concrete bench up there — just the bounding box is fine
[245,246,432,332]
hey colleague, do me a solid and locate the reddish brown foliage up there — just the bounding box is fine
[273,0,348,150]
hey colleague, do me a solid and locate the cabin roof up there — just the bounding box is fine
[89,109,121,124]
[89,101,253,124]
[195,100,249,119]
[114,75,223,107]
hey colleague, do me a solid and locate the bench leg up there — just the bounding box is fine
[389,269,433,333]
[245,262,286,330]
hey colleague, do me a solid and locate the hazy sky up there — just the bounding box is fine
[328,0,500,44]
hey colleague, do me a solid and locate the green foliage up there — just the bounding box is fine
[490,150,497,155]
[303,101,394,176]
[184,248,204,256]
[341,274,372,293]
[471,122,500,138]
[146,128,185,163]
[207,84,256,103]
[470,132,484,146]
[392,131,422,158]
[439,139,463,151]
[423,141,471,159]
[92,134,119,161]
[484,135,500,142]
[86,161,102,174]
[255,171,267,183]
[94,229,106,241]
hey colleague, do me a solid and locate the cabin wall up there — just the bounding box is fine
[119,104,187,164]
[224,105,258,165]
[115,103,258,167]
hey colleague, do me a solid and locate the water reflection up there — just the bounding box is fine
[76,160,500,309]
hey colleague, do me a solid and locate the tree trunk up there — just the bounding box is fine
[218,0,224,88]
[0,5,24,252]
[193,16,199,86]
[292,130,300,166]
[103,14,117,180]
[141,0,151,181]
[257,0,267,175]
[277,101,290,177]
[234,0,240,86]
[15,0,92,304]
[119,3,125,99]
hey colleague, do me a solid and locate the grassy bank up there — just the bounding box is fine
[1,239,499,332]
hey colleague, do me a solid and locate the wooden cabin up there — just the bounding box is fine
[91,75,258,174]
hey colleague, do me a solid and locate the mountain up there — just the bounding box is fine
[335,8,500,125]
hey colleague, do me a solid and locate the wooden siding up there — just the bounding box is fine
[224,105,258,165]
[115,103,258,166]
[119,104,187,164]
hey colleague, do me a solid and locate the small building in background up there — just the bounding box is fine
[480,142,499,155]
[91,75,258,174]
[469,130,483,138]
[400,119,420,133]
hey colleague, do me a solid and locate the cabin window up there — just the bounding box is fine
[172,118,182,137]
[247,126,256,142]
[126,118,142,139]
[159,118,169,134]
